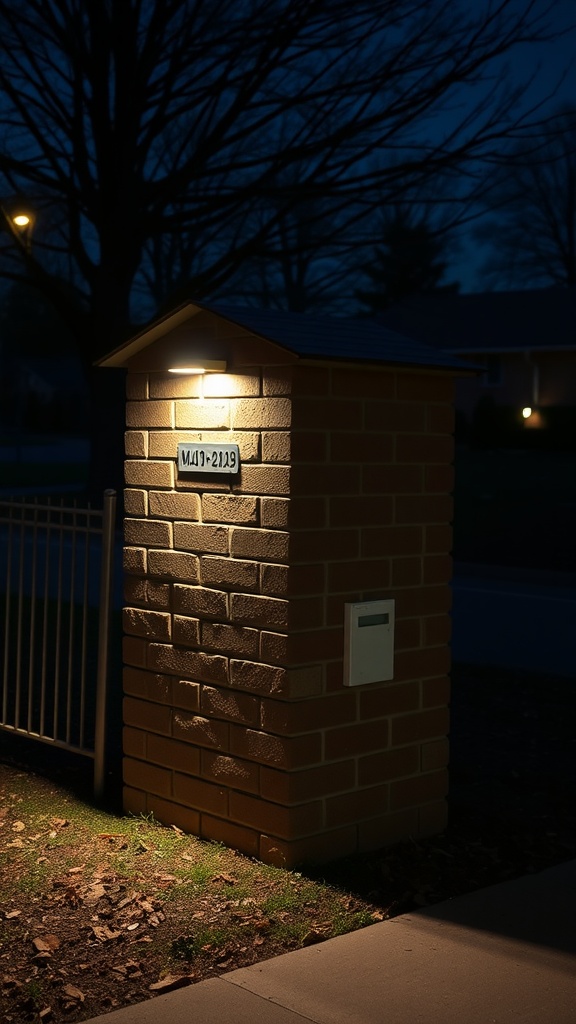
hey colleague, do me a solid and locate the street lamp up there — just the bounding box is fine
[0,203,35,252]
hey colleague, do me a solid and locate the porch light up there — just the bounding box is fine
[168,360,227,375]
[522,407,532,419]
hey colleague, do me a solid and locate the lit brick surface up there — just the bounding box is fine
[120,337,455,866]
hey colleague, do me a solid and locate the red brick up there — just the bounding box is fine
[425,524,453,553]
[330,432,394,464]
[291,397,363,431]
[230,727,322,769]
[145,795,200,836]
[146,734,200,774]
[286,497,326,528]
[149,491,201,520]
[124,578,171,610]
[362,464,423,495]
[290,464,360,496]
[364,401,426,432]
[202,493,258,524]
[230,528,289,562]
[327,559,390,592]
[201,752,260,794]
[235,464,290,496]
[391,557,422,587]
[230,660,288,696]
[173,584,228,621]
[394,494,453,525]
[124,547,146,575]
[288,596,325,630]
[424,614,452,646]
[290,529,359,562]
[395,617,421,650]
[325,783,388,827]
[175,400,229,429]
[361,525,423,558]
[124,757,172,798]
[174,523,229,554]
[173,773,228,815]
[230,593,289,630]
[360,682,420,719]
[201,685,259,725]
[260,692,357,735]
[172,711,229,749]
[231,397,291,429]
[123,636,147,668]
[290,431,327,462]
[390,768,448,809]
[259,827,358,868]
[172,679,201,711]
[200,815,259,858]
[123,785,147,817]
[123,696,171,735]
[396,373,454,402]
[201,621,259,658]
[148,643,228,684]
[259,761,356,804]
[391,708,449,746]
[358,745,420,786]
[229,791,322,840]
[124,667,172,704]
[425,465,454,493]
[421,738,449,772]
[148,549,199,582]
[172,615,201,647]
[123,726,146,759]
[423,555,452,585]
[324,720,388,760]
[329,496,393,527]
[123,607,172,641]
[422,676,451,708]
[260,497,290,528]
[331,367,396,399]
[395,434,454,464]
[200,555,259,591]
[427,403,455,434]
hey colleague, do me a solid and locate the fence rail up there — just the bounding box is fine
[0,490,117,797]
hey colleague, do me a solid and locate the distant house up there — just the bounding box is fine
[378,288,576,428]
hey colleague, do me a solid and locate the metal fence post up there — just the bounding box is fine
[93,489,117,801]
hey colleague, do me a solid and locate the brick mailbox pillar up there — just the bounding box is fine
[98,303,457,867]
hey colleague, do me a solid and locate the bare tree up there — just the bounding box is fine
[475,106,576,288]
[0,0,566,365]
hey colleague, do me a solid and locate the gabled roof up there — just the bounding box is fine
[377,287,576,354]
[97,300,471,371]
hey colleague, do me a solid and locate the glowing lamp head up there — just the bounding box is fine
[522,407,532,419]
[168,360,226,375]
[12,214,31,228]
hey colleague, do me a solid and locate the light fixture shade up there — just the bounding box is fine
[168,360,227,374]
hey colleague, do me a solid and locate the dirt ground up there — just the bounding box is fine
[1,662,574,1024]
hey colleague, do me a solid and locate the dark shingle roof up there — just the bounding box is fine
[201,302,470,370]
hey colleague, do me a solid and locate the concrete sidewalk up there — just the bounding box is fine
[85,859,576,1024]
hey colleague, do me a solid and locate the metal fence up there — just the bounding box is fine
[0,490,117,797]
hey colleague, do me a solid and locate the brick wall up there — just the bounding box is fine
[121,358,454,866]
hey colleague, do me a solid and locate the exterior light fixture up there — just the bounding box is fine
[522,407,532,419]
[168,360,227,375]
[12,213,31,228]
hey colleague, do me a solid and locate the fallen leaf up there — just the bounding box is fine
[149,975,192,993]
[211,873,237,885]
[62,984,85,1002]
[302,929,327,946]
[7,838,25,848]
[12,821,26,832]
[32,934,60,952]
[5,910,22,919]
[50,818,69,829]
